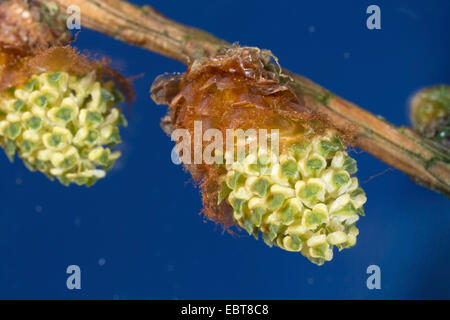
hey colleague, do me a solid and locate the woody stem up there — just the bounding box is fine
[32,0,450,196]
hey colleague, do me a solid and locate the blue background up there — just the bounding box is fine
[0,0,449,299]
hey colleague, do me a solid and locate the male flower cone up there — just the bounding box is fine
[151,46,366,265]
[0,46,130,186]
[0,70,127,185]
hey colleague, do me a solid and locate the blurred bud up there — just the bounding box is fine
[410,85,449,147]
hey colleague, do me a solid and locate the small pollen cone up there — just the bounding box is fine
[0,3,132,186]
[0,67,128,186]
[151,46,366,265]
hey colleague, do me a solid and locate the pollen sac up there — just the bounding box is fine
[219,131,367,265]
[0,71,127,186]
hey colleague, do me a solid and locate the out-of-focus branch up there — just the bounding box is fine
[28,0,450,196]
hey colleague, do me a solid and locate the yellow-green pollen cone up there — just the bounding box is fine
[0,71,127,186]
[218,131,367,265]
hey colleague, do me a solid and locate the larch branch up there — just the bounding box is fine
[32,0,450,196]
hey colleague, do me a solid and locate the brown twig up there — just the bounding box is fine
[29,0,450,196]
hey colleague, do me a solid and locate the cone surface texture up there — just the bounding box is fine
[219,131,367,265]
